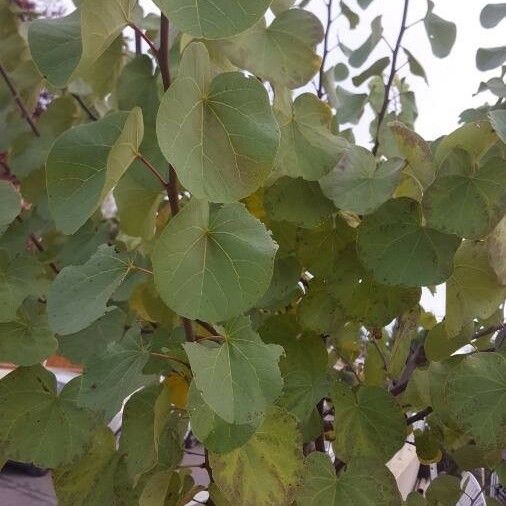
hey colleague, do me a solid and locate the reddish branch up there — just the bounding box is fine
[317,0,333,98]
[372,0,410,155]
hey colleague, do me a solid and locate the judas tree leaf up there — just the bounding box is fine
[0,365,96,468]
[446,353,506,449]
[480,3,506,28]
[445,241,506,337]
[153,0,271,39]
[77,325,153,420]
[403,48,428,84]
[47,245,131,335]
[47,108,144,234]
[28,10,82,88]
[352,56,390,86]
[264,177,336,228]
[152,199,278,322]
[328,245,420,327]
[425,475,462,505]
[297,453,402,505]
[183,316,284,424]
[119,382,182,477]
[188,381,259,454]
[0,180,20,231]
[423,149,506,239]
[476,46,506,71]
[357,198,461,287]
[0,300,57,366]
[335,85,368,124]
[331,382,406,461]
[156,42,279,202]
[424,1,456,58]
[259,314,329,422]
[220,9,323,89]
[274,93,348,180]
[488,216,506,284]
[348,16,383,68]
[388,121,435,201]
[0,252,48,323]
[209,407,303,506]
[319,146,403,214]
[57,308,127,365]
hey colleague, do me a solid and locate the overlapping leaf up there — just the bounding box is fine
[0,180,20,232]
[357,198,461,287]
[152,198,278,322]
[183,316,283,424]
[156,42,279,203]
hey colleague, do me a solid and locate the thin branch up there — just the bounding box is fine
[405,17,424,30]
[406,407,433,425]
[0,63,40,137]
[29,232,60,275]
[314,399,326,452]
[129,23,159,56]
[136,152,169,187]
[196,319,219,336]
[71,93,97,121]
[390,340,425,396]
[471,323,505,341]
[158,16,171,91]
[149,352,190,367]
[381,35,394,53]
[317,0,333,98]
[372,0,410,155]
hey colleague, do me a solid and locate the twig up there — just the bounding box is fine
[71,93,97,121]
[406,407,433,425]
[29,232,60,275]
[129,23,158,56]
[471,323,505,341]
[390,340,425,396]
[196,319,219,336]
[0,63,40,137]
[314,399,326,452]
[136,152,169,187]
[372,0,410,155]
[317,0,333,98]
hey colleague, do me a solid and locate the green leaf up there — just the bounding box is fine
[488,216,506,284]
[357,0,374,8]
[424,1,456,58]
[297,453,402,505]
[53,427,125,506]
[183,316,283,424]
[423,149,506,239]
[489,109,506,143]
[220,9,323,89]
[264,177,336,228]
[209,407,303,506]
[476,46,506,71]
[426,475,462,505]
[57,308,127,365]
[0,180,20,231]
[0,365,96,468]
[77,325,153,420]
[328,245,420,327]
[0,300,57,366]
[349,16,383,68]
[28,10,82,88]
[357,197,461,287]
[156,42,279,202]
[334,85,368,124]
[388,121,435,201]
[352,56,390,87]
[0,252,48,323]
[119,382,183,477]
[331,381,406,461]
[403,48,428,84]
[188,381,259,454]
[153,0,271,39]
[259,314,329,421]
[47,245,132,335]
[333,63,349,81]
[340,1,359,29]
[481,4,506,28]
[274,93,348,180]
[424,322,470,362]
[445,241,506,337]
[152,198,278,322]
[47,108,144,234]
[320,146,403,214]
[434,120,498,166]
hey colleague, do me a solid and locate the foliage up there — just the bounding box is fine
[0,0,505,504]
